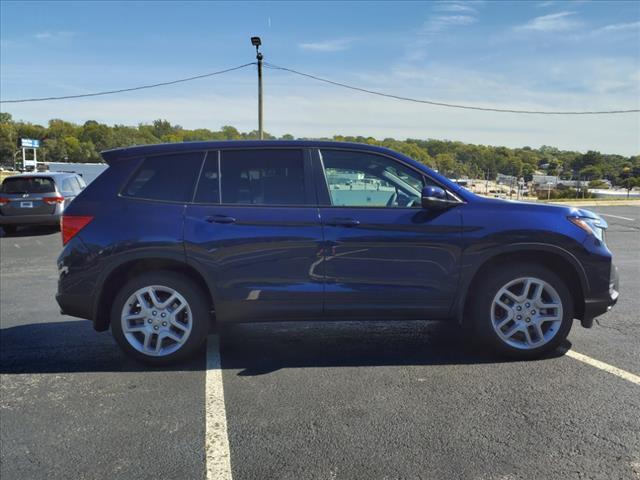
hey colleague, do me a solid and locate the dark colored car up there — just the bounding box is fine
[55,141,618,364]
[0,172,86,234]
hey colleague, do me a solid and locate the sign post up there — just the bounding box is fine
[19,138,40,171]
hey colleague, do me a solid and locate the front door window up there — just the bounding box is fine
[321,149,431,208]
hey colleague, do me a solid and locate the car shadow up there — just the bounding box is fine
[0,320,205,374]
[0,225,59,238]
[0,319,571,375]
[219,321,572,376]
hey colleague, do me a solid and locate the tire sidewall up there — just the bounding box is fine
[110,271,210,365]
[472,263,574,359]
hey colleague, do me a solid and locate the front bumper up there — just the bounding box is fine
[581,264,619,328]
[0,214,61,226]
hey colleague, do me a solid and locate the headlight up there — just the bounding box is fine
[568,216,606,243]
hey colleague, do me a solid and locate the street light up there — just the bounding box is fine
[251,36,263,140]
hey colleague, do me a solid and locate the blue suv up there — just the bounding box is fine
[55,141,619,364]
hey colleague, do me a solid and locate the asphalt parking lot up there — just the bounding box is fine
[1,205,639,480]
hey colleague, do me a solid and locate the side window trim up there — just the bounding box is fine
[302,148,317,206]
[217,150,222,204]
[312,148,332,207]
[191,150,212,203]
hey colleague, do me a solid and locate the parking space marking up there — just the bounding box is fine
[567,350,640,386]
[598,213,635,221]
[205,335,233,480]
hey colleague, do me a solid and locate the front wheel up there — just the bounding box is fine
[470,263,574,359]
[110,271,210,365]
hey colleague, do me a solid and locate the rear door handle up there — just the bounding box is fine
[325,217,360,227]
[206,215,236,224]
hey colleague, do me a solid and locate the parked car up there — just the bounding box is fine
[0,172,86,234]
[55,141,619,364]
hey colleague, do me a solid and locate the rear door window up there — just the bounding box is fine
[218,149,307,205]
[1,177,56,194]
[123,152,204,202]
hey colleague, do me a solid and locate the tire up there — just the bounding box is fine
[110,271,210,365]
[2,225,17,235]
[470,262,573,359]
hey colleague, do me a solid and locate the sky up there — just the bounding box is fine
[1,0,639,155]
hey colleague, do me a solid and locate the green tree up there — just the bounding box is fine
[579,165,603,181]
[620,177,639,198]
[80,120,114,152]
[0,122,17,167]
[434,153,456,176]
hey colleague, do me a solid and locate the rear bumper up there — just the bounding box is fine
[56,292,94,321]
[581,264,619,328]
[0,214,60,226]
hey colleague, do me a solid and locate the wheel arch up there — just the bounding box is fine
[93,255,215,331]
[456,244,588,325]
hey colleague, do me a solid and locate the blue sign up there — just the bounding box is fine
[21,138,40,148]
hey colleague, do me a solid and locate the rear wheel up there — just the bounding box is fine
[110,271,210,365]
[470,263,573,359]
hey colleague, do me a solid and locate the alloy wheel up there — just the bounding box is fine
[120,285,193,357]
[490,277,563,350]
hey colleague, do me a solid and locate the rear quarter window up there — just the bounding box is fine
[61,177,80,195]
[122,152,204,202]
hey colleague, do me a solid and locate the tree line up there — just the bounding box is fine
[1,112,638,189]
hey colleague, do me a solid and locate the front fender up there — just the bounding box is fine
[453,242,589,322]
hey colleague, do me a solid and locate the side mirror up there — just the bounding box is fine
[421,186,455,209]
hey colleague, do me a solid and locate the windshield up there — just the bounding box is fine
[1,177,56,194]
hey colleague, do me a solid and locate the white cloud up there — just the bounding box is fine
[422,15,477,34]
[298,39,353,52]
[516,12,581,33]
[597,21,640,33]
[536,1,555,8]
[35,31,75,41]
[434,2,477,13]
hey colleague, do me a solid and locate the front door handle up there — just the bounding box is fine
[206,215,236,224]
[325,217,360,227]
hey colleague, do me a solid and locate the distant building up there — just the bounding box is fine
[47,162,108,184]
[497,173,517,185]
[532,174,558,186]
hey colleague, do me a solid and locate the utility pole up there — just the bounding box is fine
[251,36,264,140]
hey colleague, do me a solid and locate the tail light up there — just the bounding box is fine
[43,196,65,205]
[0,197,10,206]
[61,215,93,245]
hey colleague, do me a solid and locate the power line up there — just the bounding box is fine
[0,63,256,104]
[3,59,638,115]
[264,62,640,115]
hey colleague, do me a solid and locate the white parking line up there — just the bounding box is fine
[598,213,635,221]
[205,335,233,480]
[566,350,640,386]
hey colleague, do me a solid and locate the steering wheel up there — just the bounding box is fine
[406,197,418,207]
[386,192,398,207]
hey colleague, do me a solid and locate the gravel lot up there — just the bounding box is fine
[1,205,639,480]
